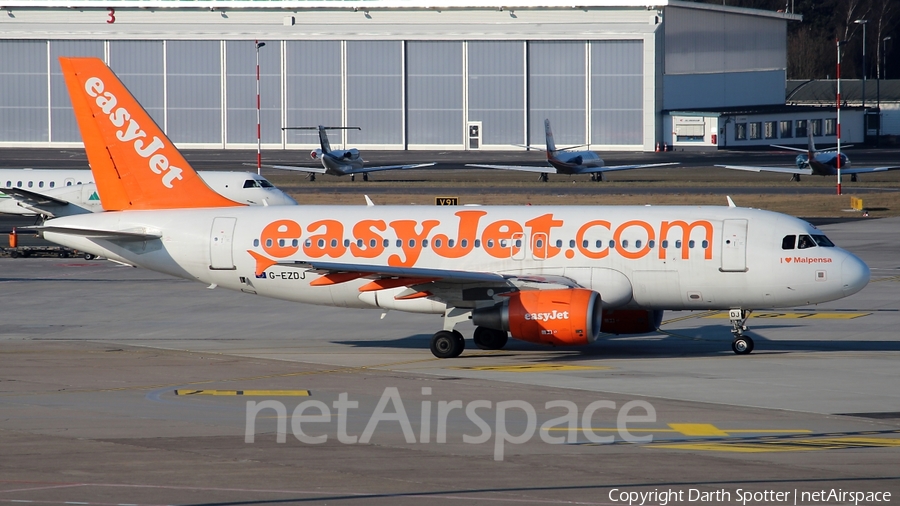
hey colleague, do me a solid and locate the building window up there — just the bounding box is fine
[735,123,747,141]
[749,122,762,140]
[764,121,777,139]
[825,118,836,136]
[811,119,822,136]
[780,120,792,138]
[795,120,808,138]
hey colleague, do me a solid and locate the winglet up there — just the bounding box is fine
[726,196,737,208]
[364,195,375,207]
[59,57,242,211]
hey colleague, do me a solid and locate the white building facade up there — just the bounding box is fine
[0,1,798,151]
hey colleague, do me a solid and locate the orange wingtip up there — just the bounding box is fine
[358,277,438,293]
[310,272,371,286]
[59,57,242,210]
[247,250,278,277]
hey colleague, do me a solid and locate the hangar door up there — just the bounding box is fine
[210,217,237,270]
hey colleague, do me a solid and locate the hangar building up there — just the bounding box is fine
[0,1,799,152]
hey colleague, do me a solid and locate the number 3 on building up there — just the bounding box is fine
[107,8,115,24]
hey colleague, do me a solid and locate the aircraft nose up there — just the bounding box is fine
[841,253,870,297]
[282,193,298,205]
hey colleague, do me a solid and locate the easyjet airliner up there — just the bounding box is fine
[36,58,870,358]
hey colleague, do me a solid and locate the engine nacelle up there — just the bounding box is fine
[599,309,663,335]
[310,150,320,160]
[472,288,602,346]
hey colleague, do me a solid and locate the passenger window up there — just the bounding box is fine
[357,239,363,247]
[622,240,629,248]
[701,240,708,248]
[422,239,428,248]
[474,239,481,248]
[434,239,442,248]
[265,239,273,247]
[408,239,416,248]
[609,240,616,249]
[253,239,260,247]
[369,239,376,248]
[798,235,815,249]
[38,181,44,188]
[278,239,285,247]
[49,181,55,188]
[331,239,338,248]
[662,240,668,248]
[648,240,655,248]
[460,239,467,248]
[782,235,796,250]
[317,239,325,248]
[5,181,9,187]
[635,240,642,249]
[515,239,522,248]
[344,239,350,247]
[499,239,507,248]
[28,181,33,187]
[448,239,455,248]
[305,239,312,247]
[292,239,299,247]
[16,181,22,187]
[568,240,575,248]
[536,239,544,248]
[66,181,72,186]
[555,240,562,248]
[689,240,695,248]
[487,239,495,248]
[675,240,682,248]
[382,239,389,247]
[582,240,589,248]
[396,239,402,248]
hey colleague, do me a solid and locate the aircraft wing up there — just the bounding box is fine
[580,162,680,174]
[2,187,71,207]
[243,163,327,174]
[465,164,552,174]
[715,165,813,175]
[840,166,900,175]
[348,162,437,174]
[261,259,582,303]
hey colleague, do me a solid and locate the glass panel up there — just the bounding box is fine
[286,41,341,145]
[109,41,165,128]
[226,40,282,144]
[468,41,524,145]
[407,41,462,145]
[50,40,104,142]
[0,40,48,142]
[528,41,585,146]
[591,40,642,145]
[346,41,402,145]
[166,40,221,143]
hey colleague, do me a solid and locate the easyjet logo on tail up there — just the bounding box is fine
[83,77,183,189]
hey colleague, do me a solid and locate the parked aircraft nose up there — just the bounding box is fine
[841,253,870,297]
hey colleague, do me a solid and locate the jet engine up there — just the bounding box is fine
[310,150,320,160]
[472,288,602,346]
[599,309,663,335]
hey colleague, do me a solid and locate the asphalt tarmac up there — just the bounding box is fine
[0,215,898,505]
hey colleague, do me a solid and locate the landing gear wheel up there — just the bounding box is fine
[539,173,549,183]
[83,253,95,260]
[351,174,356,182]
[473,326,509,350]
[9,251,19,258]
[309,174,316,182]
[363,173,369,182]
[731,336,754,355]
[851,174,858,182]
[431,330,465,358]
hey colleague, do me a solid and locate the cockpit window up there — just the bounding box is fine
[798,234,816,249]
[243,179,261,188]
[258,179,274,188]
[811,235,835,247]
[781,235,795,250]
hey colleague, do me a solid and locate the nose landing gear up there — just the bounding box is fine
[729,309,754,355]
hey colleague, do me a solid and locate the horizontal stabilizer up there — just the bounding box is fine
[716,164,813,175]
[32,225,162,242]
[1,187,71,207]
[243,162,327,174]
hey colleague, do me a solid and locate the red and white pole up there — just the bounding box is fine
[836,38,842,196]
[255,40,265,175]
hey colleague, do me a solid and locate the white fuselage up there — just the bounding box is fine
[0,169,296,216]
[40,205,869,316]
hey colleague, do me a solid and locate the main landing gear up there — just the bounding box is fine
[729,309,754,355]
[790,174,801,182]
[430,330,465,358]
[850,174,858,182]
[539,173,549,182]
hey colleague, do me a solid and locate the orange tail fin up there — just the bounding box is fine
[59,57,242,211]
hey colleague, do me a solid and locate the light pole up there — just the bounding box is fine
[255,40,266,175]
[854,19,868,108]
[836,38,845,196]
[883,37,892,79]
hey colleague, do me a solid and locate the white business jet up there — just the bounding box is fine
[37,57,870,359]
